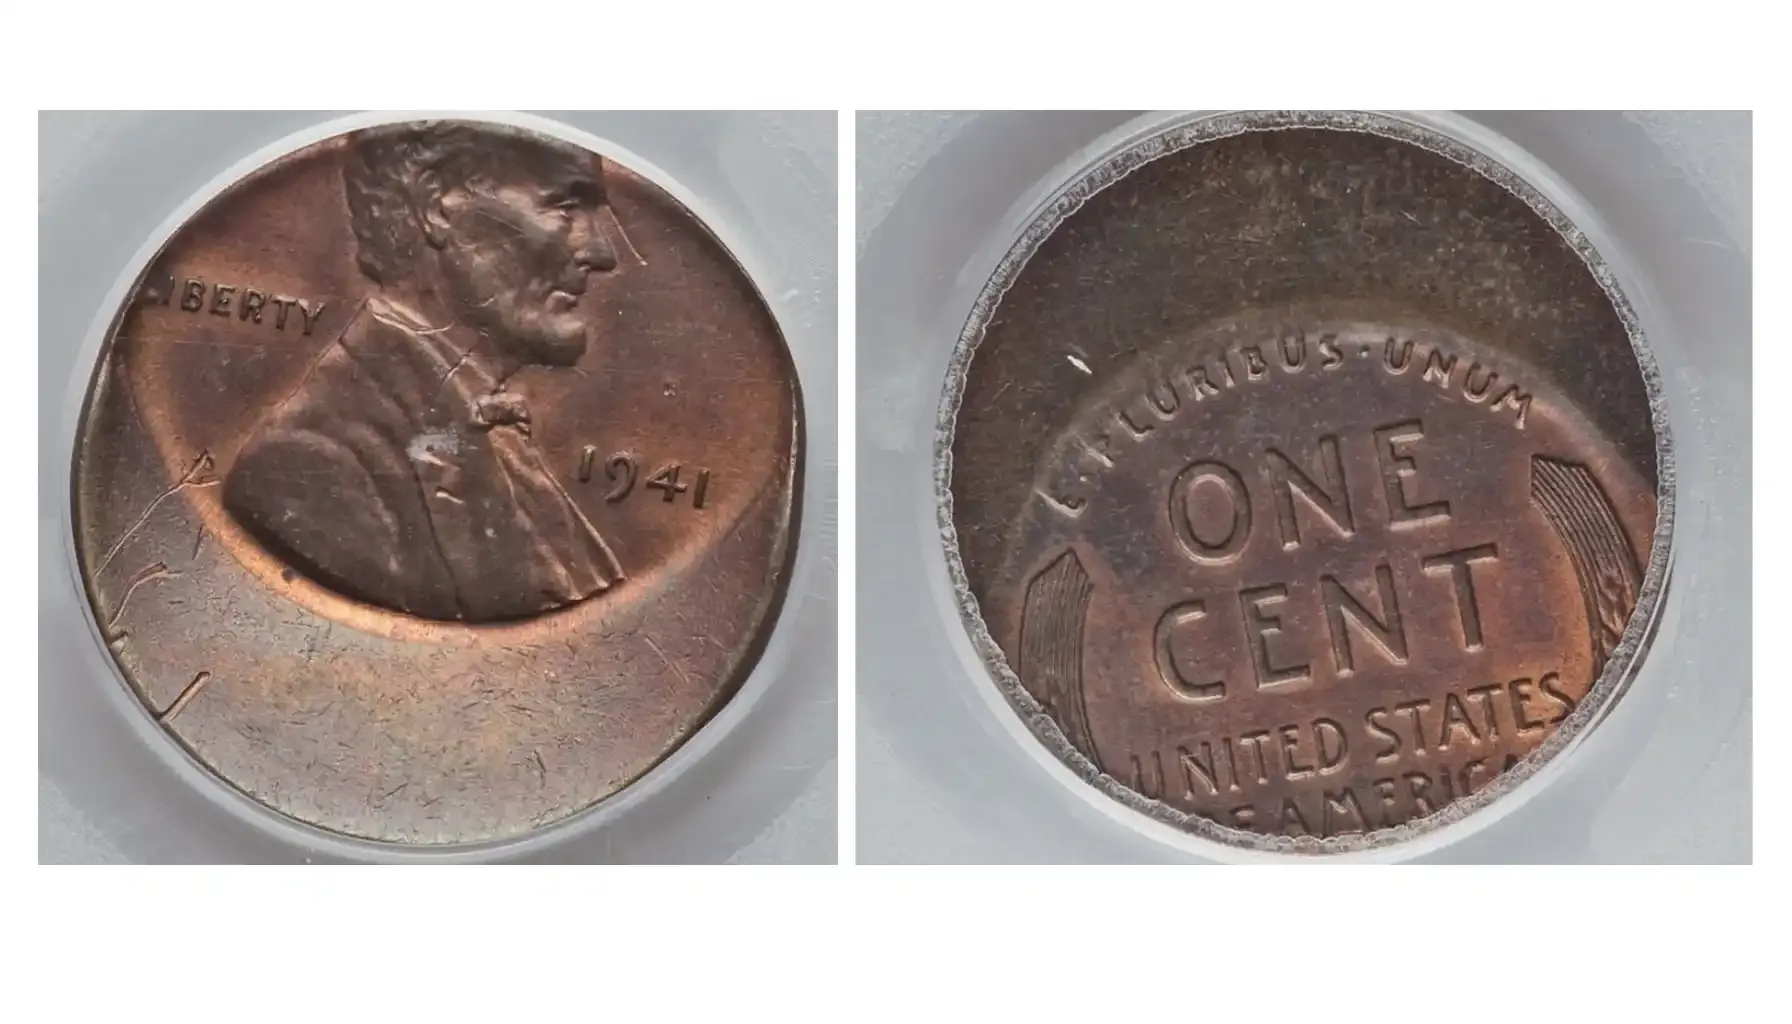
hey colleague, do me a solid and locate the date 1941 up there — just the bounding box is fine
[578,447,711,508]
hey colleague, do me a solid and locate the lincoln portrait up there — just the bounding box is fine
[223,123,625,622]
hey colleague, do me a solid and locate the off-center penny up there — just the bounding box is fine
[943,114,1666,852]
[73,119,802,845]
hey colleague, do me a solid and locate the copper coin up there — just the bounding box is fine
[942,113,1669,853]
[73,119,802,845]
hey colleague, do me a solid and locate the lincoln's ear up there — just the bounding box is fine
[420,190,453,249]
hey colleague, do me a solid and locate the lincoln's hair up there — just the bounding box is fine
[342,122,503,286]
[344,122,602,287]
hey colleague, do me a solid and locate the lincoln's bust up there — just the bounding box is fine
[223,123,625,622]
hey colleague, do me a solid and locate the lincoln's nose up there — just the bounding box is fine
[576,216,620,274]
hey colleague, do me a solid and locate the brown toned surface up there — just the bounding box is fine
[947,123,1660,848]
[73,121,801,844]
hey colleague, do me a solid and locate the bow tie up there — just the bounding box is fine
[472,391,532,433]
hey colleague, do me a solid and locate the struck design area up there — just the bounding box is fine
[964,317,1656,847]
[1530,456,1644,674]
[222,123,627,623]
[1019,549,1100,765]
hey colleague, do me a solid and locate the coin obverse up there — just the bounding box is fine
[73,120,802,845]
[942,113,1670,853]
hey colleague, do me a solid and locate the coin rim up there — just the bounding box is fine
[934,109,1679,857]
[54,110,816,859]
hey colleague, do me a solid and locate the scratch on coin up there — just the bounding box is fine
[158,671,214,724]
[95,451,217,575]
[159,337,279,350]
[1066,353,1093,375]
[665,605,721,649]
[435,340,480,391]
[608,205,647,266]
[643,635,692,688]
[106,561,181,632]
[530,749,547,785]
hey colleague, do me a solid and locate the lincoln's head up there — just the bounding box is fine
[344,122,620,368]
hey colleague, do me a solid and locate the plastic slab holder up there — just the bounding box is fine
[855,110,1750,864]
[40,110,838,864]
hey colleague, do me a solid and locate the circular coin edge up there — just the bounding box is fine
[932,109,1680,858]
[57,110,815,857]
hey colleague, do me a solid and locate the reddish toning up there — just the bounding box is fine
[946,121,1661,850]
[74,120,801,845]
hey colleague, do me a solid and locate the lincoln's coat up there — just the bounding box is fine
[224,297,621,622]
